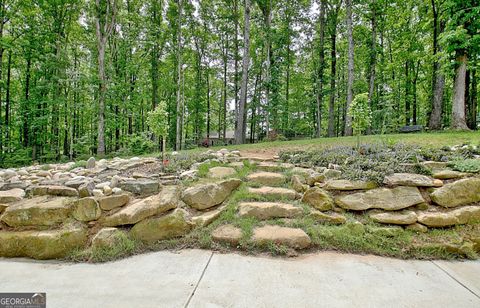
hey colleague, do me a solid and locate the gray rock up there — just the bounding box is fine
[86,157,96,169]
[119,179,160,196]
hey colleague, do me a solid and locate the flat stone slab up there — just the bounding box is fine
[252,225,311,249]
[370,210,418,225]
[336,186,425,211]
[433,169,469,180]
[248,187,299,200]
[238,202,302,220]
[208,166,236,178]
[0,188,25,203]
[324,179,376,191]
[384,173,442,187]
[417,206,480,227]
[256,162,294,172]
[246,172,286,186]
[212,224,242,245]
[0,196,73,227]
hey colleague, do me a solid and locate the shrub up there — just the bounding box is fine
[450,159,480,173]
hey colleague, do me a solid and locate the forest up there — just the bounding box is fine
[0,0,478,167]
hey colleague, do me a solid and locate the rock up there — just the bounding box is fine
[180,170,197,181]
[322,169,342,179]
[430,178,480,208]
[211,224,242,245]
[182,179,241,210]
[0,225,87,259]
[0,181,28,190]
[78,181,95,198]
[370,210,418,225]
[383,173,442,187]
[31,185,78,197]
[91,227,125,249]
[370,226,403,237]
[97,194,130,211]
[336,186,425,211]
[347,221,366,234]
[65,177,88,189]
[119,179,160,196]
[301,187,334,211]
[0,203,8,214]
[95,182,110,189]
[37,170,52,178]
[0,196,73,227]
[208,166,236,178]
[2,169,17,180]
[422,161,448,169]
[103,185,113,196]
[417,206,480,227]
[192,206,226,227]
[72,197,101,222]
[252,225,311,249]
[248,186,299,200]
[406,223,428,233]
[256,162,293,172]
[112,187,123,194]
[246,172,286,186]
[110,175,121,188]
[92,189,104,197]
[324,180,377,191]
[308,210,346,224]
[291,175,306,193]
[306,172,326,186]
[102,186,179,226]
[291,167,315,177]
[238,202,302,220]
[130,209,192,243]
[86,157,96,169]
[0,188,25,203]
[432,169,468,180]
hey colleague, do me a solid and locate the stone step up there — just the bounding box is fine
[256,162,294,172]
[238,202,302,220]
[246,172,286,186]
[247,186,300,200]
[252,225,311,249]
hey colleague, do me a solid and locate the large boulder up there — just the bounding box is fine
[246,172,286,186]
[0,225,87,259]
[91,227,125,249]
[182,179,241,210]
[301,187,334,211]
[102,186,179,226]
[0,188,25,203]
[324,179,376,191]
[211,224,242,245]
[248,186,299,200]
[383,173,442,187]
[430,178,480,208]
[130,209,192,243]
[417,206,480,227]
[72,197,101,222]
[252,225,311,249]
[0,196,73,227]
[119,179,160,196]
[238,202,302,220]
[208,166,236,179]
[336,186,425,211]
[96,194,130,211]
[31,185,78,197]
[369,210,417,225]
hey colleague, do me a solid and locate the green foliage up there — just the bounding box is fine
[348,93,372,138]
[147,100,169,138]
[450,159,480,173]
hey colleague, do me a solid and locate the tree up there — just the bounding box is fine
[344,0,354,136]
[348,93,372,148]
[147,100,169,163]
[235,0,251,145]
[94,0,117,156]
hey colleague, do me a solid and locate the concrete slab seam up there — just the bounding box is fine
[431,260,480,300]
[184,251,214,308]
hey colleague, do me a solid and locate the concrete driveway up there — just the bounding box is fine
[0,250,479,308]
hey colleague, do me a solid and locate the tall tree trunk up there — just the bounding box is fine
[235,0,251,145]
[344,0,354,136]
[405,61,410,126]
[328,6,339,137]
[95,0,116,156]
[223,38,228,142]
[468,70,477,129]
[5,49,11,149]
[151,0,162,109]
[206,70,211,140]
[315,0,326,138]
[175,0,183,150]
[412,60,420,125]
[367,3,377,133]
[264,2,272,137]
[451,50,469,130]
[234,0,239,133]
[428,0,445,130]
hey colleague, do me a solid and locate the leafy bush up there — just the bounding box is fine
[450,159,480,173]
